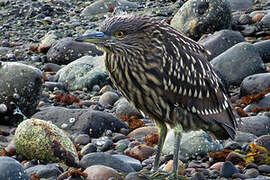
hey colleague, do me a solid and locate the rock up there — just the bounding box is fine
[99,91,119,106]
[15,118,79,167]
[81,0,138,16]
[237,116,270,137]
[171,0,232,40]
[244,93,270,112]
[240,73,270,96]
[84,165,123,180]
[47,38,102,65]
[74,134,90,145]
[129,144,155,161]
[114,98,142,118]
[25,164,62,179]
[124,172,148,180]
[191,172,206,180]
[32,107,128,137]
[253,40,270,63]
[43,63,62,72]
[43,82,66,91]
[38,31,59,54]
[234,131,258,145]
[258,165,270,173]
[0,156,29,180]
[245,168,260,178]
[0,62,43,124]
[254,135,270,151]
[163,130,222,159]
[228,0,253,11]
[81,143,97,156]
[112,154,142,171]
[199,30,245,59]
[55,55,108,91]
[261,12,270,28]
[127,126,158,140]
[220,161,239,178]
[224,141,242,150]
[211,42,266,86]
[79,152,135,174]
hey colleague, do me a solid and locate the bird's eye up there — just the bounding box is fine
[115,31,125,38]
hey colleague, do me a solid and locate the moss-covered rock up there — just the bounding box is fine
[15,118,79,167]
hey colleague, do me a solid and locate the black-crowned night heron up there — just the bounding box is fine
[75,16,237,179]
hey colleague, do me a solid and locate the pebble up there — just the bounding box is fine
[240,73,270,96]
[79,152,135,174]
[25,164,62,179]
[258,165,270,174]
[0,156,29,180]
[245,168,260,178]
[83,165,123,180]
[220,161,239,178]
[74,134,90,145]
[81,143,97,156]
[237,116,270,137]
[99,91,119,106]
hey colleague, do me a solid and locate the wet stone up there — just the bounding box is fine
[25,164,62,179]
[245,168,260,178]
[237,116,270,137]
[74,134,90,145]
[240,73,270,96]
[255,135,270,151]
[99,91,119,106]
[47,37,102,65]
[220,161,239,178]
[83,165,123,180]
[199,30,245,59]
[0,156,29,180]
[258,165,270,173]
[55,55,108,91]
[112,154,142,171]
[211,42,266,86]
[80,143,97,156]
[253,40,270,63]
[79,152,135,174]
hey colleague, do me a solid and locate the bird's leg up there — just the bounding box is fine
[170,123,183,180]
[138,121,167,179]
[153,120,167,171]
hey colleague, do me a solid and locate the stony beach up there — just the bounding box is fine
[1,0,270,179]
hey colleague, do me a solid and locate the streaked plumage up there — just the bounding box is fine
[75,15,237,178]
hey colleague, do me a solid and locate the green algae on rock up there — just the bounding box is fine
[15,118,79,167]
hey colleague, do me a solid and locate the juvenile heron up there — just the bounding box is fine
[75,16,237,179]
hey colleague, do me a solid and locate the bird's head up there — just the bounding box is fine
[75,16,164,56]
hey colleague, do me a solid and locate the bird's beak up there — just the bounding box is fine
[74,32,111,44]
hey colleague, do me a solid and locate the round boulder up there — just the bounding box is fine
[47,38,102,65]
[171,0,232,40]
[15,118,79,167]
[0,62,43,124]
[55,55,108,91]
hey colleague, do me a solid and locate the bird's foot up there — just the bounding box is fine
[138,169,188,180]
